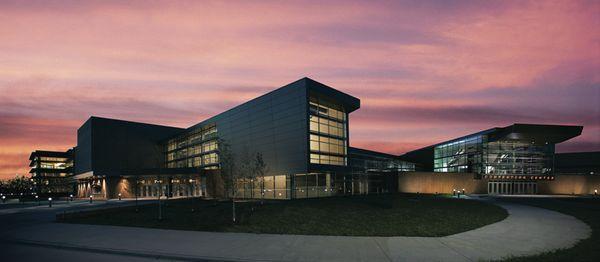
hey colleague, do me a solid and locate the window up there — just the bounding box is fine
[308,94,348,166]
[165,124,219,168]
[309,115,345,137]
[202,140,217,152]
[203,153,219,165]
[309,134,346,155]
[310,153,345,165]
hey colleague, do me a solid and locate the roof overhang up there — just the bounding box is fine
[74,171,94,180]
[489,124,583,144]
[304,78,361,113]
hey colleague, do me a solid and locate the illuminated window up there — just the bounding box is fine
[308,94,348,166]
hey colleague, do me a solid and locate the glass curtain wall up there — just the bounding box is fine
[308,95,348,166]
[166,125,219,169]
[483,140,554,176]
[434,135,483,173]
[235,172,376,199]
[137,177,204,198]
[434,135,554,177]
[235,175,290,200]
[31,155,74,194]
[293,173,336,198]
[350,157,415,172]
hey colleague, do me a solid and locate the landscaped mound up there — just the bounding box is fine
[61,194,508,237]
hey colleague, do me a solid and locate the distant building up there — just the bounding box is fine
[29,149,74,195]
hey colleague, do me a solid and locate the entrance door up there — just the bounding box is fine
[488,181,538,195]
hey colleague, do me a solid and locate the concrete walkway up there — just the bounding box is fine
[0,201,591,262]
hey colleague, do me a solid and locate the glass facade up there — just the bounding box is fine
[483,140,554,176]
[434,134,555,178]
[29,150,74,195]
[434,135,483,173]
[350,155,415,173]
[235,175,290,200]
[308,95,348,166]
[232,172,386,200]
[136,177,204,198]
[166,124,219,169]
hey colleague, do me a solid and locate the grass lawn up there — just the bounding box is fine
[498,197,600,262]
[60,194,507,237]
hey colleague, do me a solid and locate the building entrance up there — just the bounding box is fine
[488,181,537,195]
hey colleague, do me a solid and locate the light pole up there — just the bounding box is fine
[158,194,162,221]
[135,179,139,213]
[2,195,5,203]
[118,193,122,201]
[89,195,93,203]
[189,179,195,213]
[595,189,597,196]
[69,194,73,202]
[35,195,39,205]
[48,197,52,207]
[157,179,163,221]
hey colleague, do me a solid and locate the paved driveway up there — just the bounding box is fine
[0,199,591,262]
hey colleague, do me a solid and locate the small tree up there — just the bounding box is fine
[218,138,239,223]
[238,147,253,198]
[252,152,267,204]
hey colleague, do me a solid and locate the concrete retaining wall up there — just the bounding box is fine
[538,175,600,195]
[398,172,600,195]
[397,172,487,194]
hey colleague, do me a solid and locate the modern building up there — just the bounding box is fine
[68,78,416,200]
[28,77,598,198]
[29,149,74,196]
[347,147,415,194]
[400,124,587,195]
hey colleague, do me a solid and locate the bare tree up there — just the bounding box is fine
[217,138,239,223]
[238,147,253,198]
[252,152,267,205]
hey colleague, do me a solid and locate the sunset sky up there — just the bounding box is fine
[1,0,599,180]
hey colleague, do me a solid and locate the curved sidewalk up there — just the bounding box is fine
[0,201,591,262]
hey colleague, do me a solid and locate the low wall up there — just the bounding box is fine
[111,177,135,199]
[538,175,600,195]
[397,172,487,194]
[398,172,600,195]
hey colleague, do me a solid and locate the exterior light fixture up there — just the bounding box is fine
[1,195,5,203]
[595,189,598,196]
[89,195,93,203]
[118,193,122,201]
[48,197,52,207]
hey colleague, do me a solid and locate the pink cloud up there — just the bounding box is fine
[0,0,599,179]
